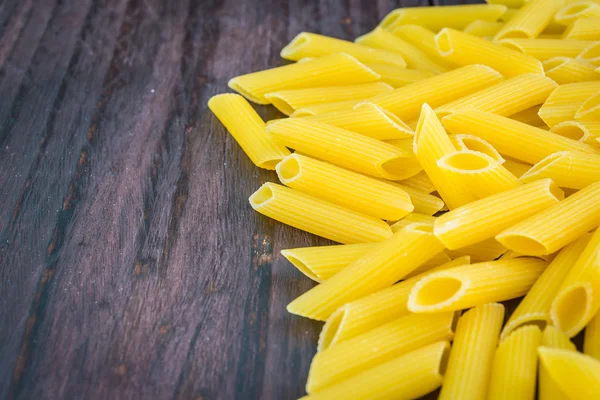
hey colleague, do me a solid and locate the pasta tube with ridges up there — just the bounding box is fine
[397,171,436,193]
[538,327,576,400]
[576,90,600,120]
[585,312,600,360]
[538,347,600,398]
[554,2,600,26]
[543,57,599,83]
[291,99,366,117]
[497,38,593,61]
[439,303,505,400]
[520,151,600,189]
[287,223,445,321]
[563,17,600,40]
[495,0,563,40]
[538,81,600,127]
[503,158,533,177]
[449,133,504,162]
[389,183,445,215]
[551,120,600,147]
[445,239,507,262]
[364,63,435,87]
[464,20,503,37]
[391,24,457,68]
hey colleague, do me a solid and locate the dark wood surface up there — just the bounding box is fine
[0,1,476,399]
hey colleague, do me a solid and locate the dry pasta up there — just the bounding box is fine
[520,151,600,189]
[543,57,599,83]
[576,90,600,120]
[464,20,503,37]
[563,17,600,40]
[538,327,576,400]
[555,2,600,26]
[291,99,367,117]
[449,133,504,162]
[538,81,600,127]
[497,38,593,61]
[538,347,600,398]
[391,24,457,68]
[494,0,563,40]
[585,311,600,360]
[364,63,435,87]
[551,120,600,147]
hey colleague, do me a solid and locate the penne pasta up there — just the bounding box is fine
[397,171,436,193]
[306,312,456,393]
[445,239,507,262]
[414,104,477,209]
[298,102,413,140]
[208,93,291,169]
[228,53,380,104]
[585,311,600,360]
[543,57,599,83]
[555,2,600,26]
[488,325,542,400]
[356,27,447,73]
[501,234,591,340]
[497,181,600,256]
[498,38,593,61]
[435,28,544,77]
[551,227,600,336]
[442,109,600,164]
[437,150,521,199]
[503,158,533,177]
[551,120,600,147]
[510,105,545,126]
[439,303,505,400]
[276,154,414,220]
[404,251,454,278]
[266,119,422,180]
[449,133,504,162]
[281,243,375,283]
[494,0,564,40]
[300,341,451,400]
[369,64,502,120]
[291,99,366,117]
[391,24,458,68]
[249,183,392,244]
[435,73,558,118]
[364,63,435,87]
[390,212,436,233]
[538,81,600,127]
[264,82,393,116]
[538,347,600,398]
[380,4,507,32]
[434,179,563,250]
[281,33,407,68]
[520,151,600,189]
[563,17,600,40]
[576,90,600,119]
[408,258,547,313]
[539,327,577,400]
[464,20,503,37]
[499,7,520,21]
[390,183,446,215]
[578,41,600,65]
[286,223,445,321]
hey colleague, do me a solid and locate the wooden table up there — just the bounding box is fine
[0,1,468,398]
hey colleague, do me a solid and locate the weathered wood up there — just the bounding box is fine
[0,1,506,400]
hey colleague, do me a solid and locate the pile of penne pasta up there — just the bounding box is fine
[208,1,600,399]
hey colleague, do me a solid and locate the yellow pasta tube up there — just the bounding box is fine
[435,73,558,118]
[380,4,507,32]
[435,28,544,77]
[498,38,593,61]
[578,41,600,65]
[520,151,600,189]
[449,133,505,162]
[551,120,600,147]
[403,251,455,278]
[369,64,503,120]
[563,17,600,40]
[249,183,392,244]
[390,183,446,215]
[355,27,447,73]
[208,93,290,169]
[538,81,600,127]
[434,179,563,250]
[228,53,380,104]
[488,325,542,400]
[497,181,600,256]
[281,243,375,283]
[510,105,545,126]
[408,258,547,313]
[414,104,478,209]
[306,312,455,393]
[442,109,600,164]
[390,212,436,231]
[391,24,458,68]
[439,303,505,400]
[300,341,451,400]
[280,33,407,68]
[504,158,534,177]
[286,223,445,321]
[539,327,576,400]
[445,239,508,262]
[538,347,600,398]
[291,99,366,117]
[551,227,600,336]
[276,154,413,220]
[364,63,435,87]
[266,119,422,180]
[298,102,413,140]
[264,82,393,116]
[543,57,599,83]
[499,7,520,21]
[555,2,600,26]
[437,150,522,199]
[464,20,503,37]
[576,90,600,119]
[501,234,591,340]
[397,171,436,193]
[495,0,564,40]
[585,312,600,360]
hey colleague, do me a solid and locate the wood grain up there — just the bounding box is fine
[0,1,539,399]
